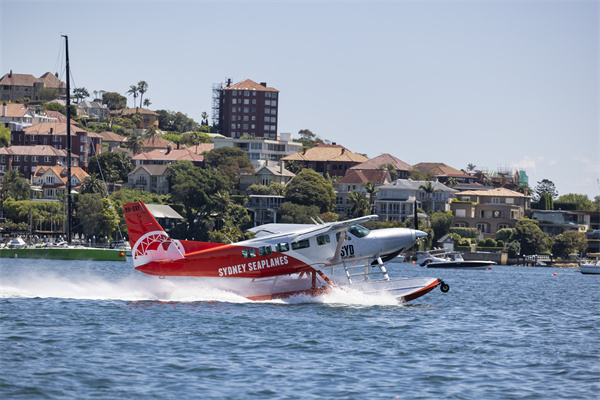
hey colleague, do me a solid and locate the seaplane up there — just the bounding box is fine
[123,200,450,303]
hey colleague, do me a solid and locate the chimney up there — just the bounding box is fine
[50,127,53,134]
[341,148,345,154]
[302,148,307,155]
[9,70,12,78]
[226,78,232,87]
[166,144,172,155]
[280,161,284,174]
[177,141,180,150]
[55,72,58,78]
[2,103,6,117]
[260,82,267,87]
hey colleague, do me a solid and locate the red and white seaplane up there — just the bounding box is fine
[123,200,449,303]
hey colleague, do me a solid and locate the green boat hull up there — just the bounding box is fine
[0,247,127,261]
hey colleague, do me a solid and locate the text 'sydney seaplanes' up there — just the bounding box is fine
[123,201,450,302]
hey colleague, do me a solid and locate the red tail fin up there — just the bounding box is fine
[123,201,184,268]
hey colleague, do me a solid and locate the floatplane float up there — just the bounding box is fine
[123,200,449,303]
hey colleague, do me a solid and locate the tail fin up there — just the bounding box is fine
[123,201,185,268]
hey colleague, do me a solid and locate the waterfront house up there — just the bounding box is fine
[450,187,531,238]
[213,132,301,169]
[131,147,204,167]
[334,169,392,218]
[77,101,110,120]
[0,145,78,180]
[97,131,128,151]
[0,71,67,102]
[126,165,169,194]
[239,161,295,193]
[349,153,412,180]
[374,179,457,222]
[245,195,285,226]
[32,165,89,199]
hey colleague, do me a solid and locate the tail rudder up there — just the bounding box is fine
[123,201,185,268]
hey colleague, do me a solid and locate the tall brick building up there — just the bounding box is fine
[216,79,279,139]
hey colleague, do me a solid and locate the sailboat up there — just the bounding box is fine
[0,36,126,261]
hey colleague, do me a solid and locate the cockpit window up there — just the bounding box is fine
[348,225,370,238]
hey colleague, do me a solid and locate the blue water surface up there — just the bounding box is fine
[1,258,599,399]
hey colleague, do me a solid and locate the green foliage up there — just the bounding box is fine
[284,160,303,174]
[506,241,521,258]
[0,220,29,233]
[285,169,335,213]
[2,198,65,230]
[380,164,398,181]
[126,135,144,155]
[38,87,60,101]
[180,131,212,148]
[79,173,107,196]
[513,218,548,255]
[268,182,286,196]
[162,133,182,145]
[347,191,370,218]
[534,179,558,201]
[552,231,588,259]
[430,211,454,243]
[449,227,480,238]
[73,194,119,241]
[556,193,595,211]
[102,92,127,110]
[409,168,435,181]
[0,125,11,147]
[539,192,553,210]
[496,240,505,248]
[204,147,254,191]
[495,228,515,243]
[110,188,167,237]
[484,238,497,247]
[1,170,30,200]
[246,184,271,196]
[156,109,199,133]
[42,102,66,114]
[278,202,321,224]
[88,152,133,183]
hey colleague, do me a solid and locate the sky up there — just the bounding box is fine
[1,0,598,200]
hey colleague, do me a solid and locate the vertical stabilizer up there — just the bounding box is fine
[123,201,185,268]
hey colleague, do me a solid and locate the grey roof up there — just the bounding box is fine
[129,164,169,176]
[146,204,183,220]
[255,165,295,177]
[379,179,457,192]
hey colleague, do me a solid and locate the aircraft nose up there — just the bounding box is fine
[415,230,428,239]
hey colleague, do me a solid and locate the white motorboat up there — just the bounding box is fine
[579,258,599,275]
[419,251,495,270]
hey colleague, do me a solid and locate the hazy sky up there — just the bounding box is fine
[2,0,598,199]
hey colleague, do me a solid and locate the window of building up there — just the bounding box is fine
[455,222,466,227]
[265,100,271,106]
[244,99,249,105]
[44,156,51,163]
[232,91,237,96]
[492,197,500,204]
[455,209,466,217]
[493,211,501,218]
[271,100,277,106]
[232,99,237,104]
[498,224,509,230]
[506,198,514,204]
[244,91,249,96]
[476,223,488,233]
[32,156,38,162]
[14,156,20,162]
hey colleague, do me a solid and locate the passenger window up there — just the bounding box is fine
[291,239,310,250]
[276,242,289,252]
[317,235,331,245]
[258,245,272,256]
[242,248,257,258]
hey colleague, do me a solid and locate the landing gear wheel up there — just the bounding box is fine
[440,282,450,293]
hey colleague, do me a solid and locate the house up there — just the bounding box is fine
[374,179,457,222]
[245,195,285,226]
[0,103,35,129]
[469,168,529,191]
[450,188,531,238]
[282,143,368,177]
[213,132,301,168]
[0,145,78,179]
[0,71,67,102]
[31,166,89,199]
[145,204,183,234]
[131,147,204,167]
[530,210,593,236]
[334,169,392,218]
[141,136,176,152]
[12,122,102,167]
[186,143,215,155]
[216,78,280,139]
[97,131,128,150]
[126,165,169,194]
[239,161,295,193]
[110,107,159,130]
[349,153,412,180]
[77,101,110,120]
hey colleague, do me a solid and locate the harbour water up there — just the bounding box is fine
[1,258,598,399]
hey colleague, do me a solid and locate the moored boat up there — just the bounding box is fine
[419,251,495,270]
[579,258,599,275]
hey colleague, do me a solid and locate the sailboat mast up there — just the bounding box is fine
[62,34,72,245]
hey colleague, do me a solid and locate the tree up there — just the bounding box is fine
[1,170,30,200]
[347,191,370,218]
[246,184,271,196]
[278,202,321,224]
[380,164,398,181]
[204,147,254,191]
[73,87,89,103]
[419,180,441,212]
[552,231,587,259]
[362,182,379,212]
[88,152,133,183]
[285,169,335,213]
[102,92,127,110]
[409,168,435,181]
[513,218,549,255]
[137,81,149,107]
[297,129,317,149]
[126,135,144,155]
[144,126,160,147]
[143,98,151,107]
[0,125,10,147]
[534,179,558,201]
[430,211,454,243]
[539,192,554,210]
[467,163,476,171]
[38,87,60,102]
[556,193,595,211]
[495,228,515,243]
[126,85,139,108]
[201,112,209,126]
[445,177,459,187]
[79,173,106,196]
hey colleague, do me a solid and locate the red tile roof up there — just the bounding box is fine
[97,131,127,143]
[23,122,89,135]
[223,79,279,92]
[0,145,74,157]
[0,72,65,89]
[412,162,468,176]
[337,169,391,185]
[1,103,32,118]
[111,107,158,116]
[141,137,175,149]
[186,143,214,154]
[132,148,204,163]
[33,166,89,186]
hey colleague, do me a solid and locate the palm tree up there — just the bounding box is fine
[137,81,149,108]
[347,191,370,218]
[126,135,144,155]
[467,163,476,171]
[144,126,160,147]
[445,177,459,187]
[79,173,106,196]
[143,98,151,107]
[419,180,441,213]
[362,182,379,213]
[126,85,139,108]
